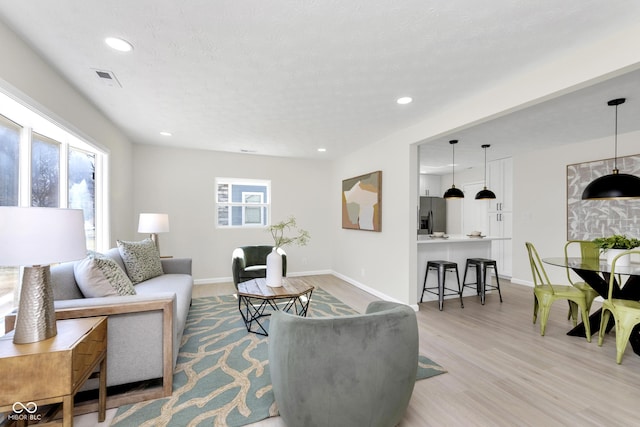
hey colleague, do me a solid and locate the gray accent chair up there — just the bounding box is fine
[231,245,286,287]
[268,300,418,427]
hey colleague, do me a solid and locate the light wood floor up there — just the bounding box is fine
[195,274,640,427]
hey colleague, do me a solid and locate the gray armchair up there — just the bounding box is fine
[268,300,418,427]
[231,245,287,287]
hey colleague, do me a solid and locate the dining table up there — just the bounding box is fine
[543,256,640,355]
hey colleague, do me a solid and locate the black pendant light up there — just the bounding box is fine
[582,98,640,200]
[444,140,464,199]
[475,144,496,200]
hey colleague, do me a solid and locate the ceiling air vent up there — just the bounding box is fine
[92,68,122,88]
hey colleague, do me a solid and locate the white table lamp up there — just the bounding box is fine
[0,207,87,344]
[138,213,170,251]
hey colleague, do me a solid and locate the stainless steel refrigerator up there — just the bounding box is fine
[418,196,446,235]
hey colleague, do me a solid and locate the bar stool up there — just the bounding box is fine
[461,258,503,305]
[420,260,464,311]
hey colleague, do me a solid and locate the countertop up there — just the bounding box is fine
[417,234,510,244]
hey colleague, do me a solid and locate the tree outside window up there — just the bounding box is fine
[69,148,96,250]
[31,133,60,207]
[0,115,20,207]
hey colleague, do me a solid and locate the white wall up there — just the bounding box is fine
[331,139,417,305]
[512,129,640,286]
[132,144,333,282]
[0,20,135,245]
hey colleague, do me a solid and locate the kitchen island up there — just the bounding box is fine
[417,234,510,303]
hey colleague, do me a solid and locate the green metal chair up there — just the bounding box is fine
[525,242,591,342]
[598,249,640,364]
[564,240,600,319]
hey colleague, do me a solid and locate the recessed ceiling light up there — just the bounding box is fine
[159,131,172,136]
[396,97,413,105]
[105,37,134,52]
[317,148,327,152]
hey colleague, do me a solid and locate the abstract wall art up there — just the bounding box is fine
[567,154,640,240]
[342,170,382,231]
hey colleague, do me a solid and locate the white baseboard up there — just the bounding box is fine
[331,272,419,312]
[193,270,419,311]
[510,277,534,287]
[193,269,333,286]
[194,277,232,285]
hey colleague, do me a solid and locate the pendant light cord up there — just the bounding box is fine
[452,143,455,184]
[607,97,625,173]
[483,146,487,185]
[614,103,618,171]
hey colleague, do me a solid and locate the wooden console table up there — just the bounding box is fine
[0,317,107,426]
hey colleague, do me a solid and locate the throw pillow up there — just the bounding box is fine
[117,238,164,284]
[74,254,136,297]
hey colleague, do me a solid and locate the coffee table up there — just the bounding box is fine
[237,277,314,336]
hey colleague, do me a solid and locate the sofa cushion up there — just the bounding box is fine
[117,238,164,284]
[135,273,193,335]
[74,254,136,298]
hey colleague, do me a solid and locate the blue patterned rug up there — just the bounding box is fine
[112,288,445,426]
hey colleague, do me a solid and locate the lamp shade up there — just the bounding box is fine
[475,187,497,200]
[0,207,87,266]
[138,213,170,233]
[581,171,640,200]
[443,186,465,199]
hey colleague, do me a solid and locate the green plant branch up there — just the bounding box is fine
[268,216,310,248]
[592,234,640,251]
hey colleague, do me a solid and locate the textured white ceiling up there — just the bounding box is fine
[0,0,639,168]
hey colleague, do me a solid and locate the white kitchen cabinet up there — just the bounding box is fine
[419,174,441,196]
[487,157,512,277]
[487,157,513,212]
[488,211,512,277]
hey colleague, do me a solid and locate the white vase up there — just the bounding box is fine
[606,249,631,267]
[266,247,283,287]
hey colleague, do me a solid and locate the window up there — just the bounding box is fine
[69,148,96,250]
[216,178,270,227]
[0,89,107,332]
[0,115,20,207]
[31,132,61,207]
[0,115,21,323]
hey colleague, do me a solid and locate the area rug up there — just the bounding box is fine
[112,288,446,427]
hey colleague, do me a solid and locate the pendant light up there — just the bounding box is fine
[444,140,464,199]
[582,98,640,200]
[475,144,496,199]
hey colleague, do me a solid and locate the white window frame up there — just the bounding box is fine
[0,88,109,251]
[241,191,264,225]
[216,178,271,228]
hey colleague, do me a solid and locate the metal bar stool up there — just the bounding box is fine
[420,260,464,311]
[461,258,503,305]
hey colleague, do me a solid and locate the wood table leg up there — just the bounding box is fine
[98,355,107,422]
[62,394,73,427]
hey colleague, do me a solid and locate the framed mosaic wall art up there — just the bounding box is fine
[567,154,640,240]
[342,171,382,231]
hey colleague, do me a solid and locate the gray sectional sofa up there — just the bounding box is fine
[5,247,193,406]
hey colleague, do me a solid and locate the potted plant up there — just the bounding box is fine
[265,216,310,286]
[592,234,640,266]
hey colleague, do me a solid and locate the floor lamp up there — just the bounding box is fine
[0,207,87,344]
